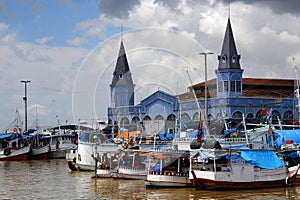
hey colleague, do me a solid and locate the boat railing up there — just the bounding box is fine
[218,137,248,144]
[174,137,194,142]
[119,166,146,171]
[148,170,189,177]
[149,148,190,155]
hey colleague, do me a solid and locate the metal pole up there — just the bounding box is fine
[199,52,213,123]
[21,80,31,133]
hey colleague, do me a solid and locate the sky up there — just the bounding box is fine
[0,0,300,131]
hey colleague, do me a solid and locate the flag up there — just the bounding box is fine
[261,107,267,115]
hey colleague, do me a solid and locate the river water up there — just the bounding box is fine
[0,159,300,199]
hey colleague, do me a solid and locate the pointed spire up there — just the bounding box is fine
[111,41,133,86]
[218,18,241,70]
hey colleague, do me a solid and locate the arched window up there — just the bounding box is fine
[120,117,129,125]
[167,114,176,121]
[181,113,191,122]
[155,115,164,120]
[221,55,227,64]
[232,55,237,63]
[132,116,140,124]
[143,116,151,121]
[192,112,200,121]
[246,113,254,119]
[272,110,281,120]
[232,111,243,119]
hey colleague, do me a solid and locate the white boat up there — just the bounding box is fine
[0,145,31,161]
[115,149,148,180]
[41,130,77,159]
[0,133,31,161]
[73,131,120,171]
[190,148,289,190]
[93,150,119,178]
[95,168,114,178]
[27,130,50,160]
[28,144,50,160]
[145,149,192,188]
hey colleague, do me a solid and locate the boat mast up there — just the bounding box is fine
[139,108,143,144]
[174,97,181,142]
[186,70,210,136]
[242,113,249,145]
[294,65,300,124]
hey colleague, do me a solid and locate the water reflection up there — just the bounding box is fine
[0,160,299,199]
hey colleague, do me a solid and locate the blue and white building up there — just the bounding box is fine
[107,18,298,132]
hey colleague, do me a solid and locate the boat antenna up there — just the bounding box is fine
[121,24,123,42]
[228,0,231,19]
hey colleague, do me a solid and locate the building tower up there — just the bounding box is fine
[110,41,135,108]
[215,18,243,98]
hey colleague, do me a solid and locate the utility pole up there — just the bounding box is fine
[199,52,213,124]
[21,80,31,133]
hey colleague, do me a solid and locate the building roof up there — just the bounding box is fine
[243,78,294,86]
[111,41,134,86]
[218,18,241,70]
[181,77,296,100]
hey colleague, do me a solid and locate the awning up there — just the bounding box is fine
[0,134,12,140]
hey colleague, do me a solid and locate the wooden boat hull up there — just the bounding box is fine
[145,173,192,188]
[94,169,113,178]
[27,145,50,160]
[47,149,69,159]
[0,146,31,161]
[116,167,147,180]
[289,164,300,186]
[191,168,287,190]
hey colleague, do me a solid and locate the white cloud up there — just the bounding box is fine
[0,22,9,33]
[2,0,300,129]
[1,32,17,43]
[0,32,89,128]
[35,36,53,45]
[73,18,106,39]
[67,37,88,46]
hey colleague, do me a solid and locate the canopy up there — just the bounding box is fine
[273,129,300,150]
[240,150,285,169]
[0,133,12,140]
[149,151,189,160]
[191,149,285,169]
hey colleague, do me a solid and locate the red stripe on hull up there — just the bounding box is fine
[291,176,300,186]
[0,153,28,161]
[27,153,48,160]
[193,178,286,190]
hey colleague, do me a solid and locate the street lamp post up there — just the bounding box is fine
[199,52,213,125]
[21,80,31,132]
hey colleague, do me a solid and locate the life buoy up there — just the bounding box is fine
[4,148,11,156]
